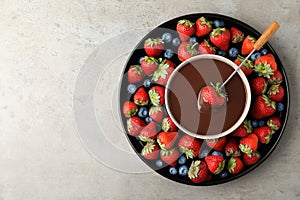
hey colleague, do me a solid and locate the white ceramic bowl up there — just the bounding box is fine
[165,54,251,139]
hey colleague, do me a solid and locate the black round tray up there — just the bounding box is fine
[119,13,290,185]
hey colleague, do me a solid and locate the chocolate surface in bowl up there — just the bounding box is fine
[166,58,246,136]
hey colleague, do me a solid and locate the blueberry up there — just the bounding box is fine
[164,49,174,59]
[172,37,181,47]
[169,167,177,175]
[143,79,151,88]
[220,171,229,179]
[178,165,188,176]
[261,49,268,55]
[145,117,152,123]
[277,103,285,112]
[214,20,225,28]
[259,120,265,127]
[162,32,172,43]
[229,47,239,58]
[178,155,187,165]
[138,107,148,118]
[139,57,144,64]
[127,84,137,94]
[250,52,262,61]
[199,149,209,159]
[212,151,224,157]
[189,37,197,44]
[251,120,259,128]
[217,50,226,57]
[156,159,163,168]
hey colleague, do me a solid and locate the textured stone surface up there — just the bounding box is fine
[0,0,300,199]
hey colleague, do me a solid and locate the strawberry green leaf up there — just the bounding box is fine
[139,136,155,143]
[268,84,280,95]
[178,19,195,27]
[243,120,253,133]
[210,28,226,37]
[149,89,161,106]
[157,138,165,150]
[239,144,253,155]
[215,159,226,174]
[227,157,237,173]
[267,120,279,131]
[141,143,155,156]
[199,16,212,27]
[143,56,158,64]
[160,148,174,156]
[152,63,169,81]
[186,43,199,56]
[145,38,164,47]
[237,55,254,69]
[149,106,163,115]
[127,119,132,131]
[254,62,274,78]
[179,146,195,159]
[162,118,170,132]
[134,99,148,106]
[188,160,201,179]
[262,95,276,109]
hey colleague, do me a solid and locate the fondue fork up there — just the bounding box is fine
[221,22,280,88]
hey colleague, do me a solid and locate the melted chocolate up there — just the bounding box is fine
[166,58,246,136]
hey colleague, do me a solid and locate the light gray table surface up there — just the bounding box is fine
[0,0,299,199]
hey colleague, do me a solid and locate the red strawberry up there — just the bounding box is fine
[141,56,158,76]
[234,55,254,76]
[148,86,165,106]
[149,106,164,123]
[205,136,227,152]
[231,120,252,137]
[195,16,213,37]
[141,142,159,160]
[198,40,216,54]
[230,27,244,43]
[250,95,276,119]
[198,82,226,111]
[254,54,278,78]
[253,126,274,144]
[122,101,138,118]
[268,70,283,85]
[227,157,244,174]
[177,42,199,62]
[139,121,158,142]
[267,116,282,131]
[144,38,164,57]
[151,59,174,85]
[250,77,268,95]
[225,138,241,157]
[241,35,256,55]
[178,135,202,159]
[176,19,195,41]
[128,65,144,83]
[160,148,179,166]
[205,155,225,175]
[164,59,176,69]
[188,160,209,183]
[243,151,261,165]
[127,116,146,136]
[239,134,258,155]
[162,116,178,132]
[133,87,149,106]
[157,131,178,150]
[209,28,231,51]
[267,84,284,102]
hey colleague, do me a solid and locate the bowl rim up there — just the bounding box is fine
[165,54,252,139]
